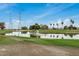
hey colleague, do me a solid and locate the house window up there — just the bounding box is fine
[50,35,52,37]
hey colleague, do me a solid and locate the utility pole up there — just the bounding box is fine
[18,11,21,31]
[17,9,21,36]
[8,11,12,30]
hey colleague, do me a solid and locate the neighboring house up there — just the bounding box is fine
[0,22,5,30]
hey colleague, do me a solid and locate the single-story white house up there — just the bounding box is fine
[39,34,79,39]
[5,32,30,37]
[5,31,79,39]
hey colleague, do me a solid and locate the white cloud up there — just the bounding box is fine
[5,22,9,29]
[30,3,75,22]
[33,12,50,20]
[64,18,71,26]
[5,19,21,29]
[49,18,79,29]
[7,3,74,27]
[12,19,21,29]
[63,14,79,27]
[4,3,78,29]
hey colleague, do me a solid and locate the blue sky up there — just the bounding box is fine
[0,3,79,29]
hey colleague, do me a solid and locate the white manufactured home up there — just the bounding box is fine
[40,34,79,39]
[5,31,79,39]
[5,32,30,37]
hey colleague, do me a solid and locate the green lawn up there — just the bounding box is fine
[39,29,79,34]
[12,29,79,34]
[23,38,79,48]
[1,29,79,34]
[0,35,79,48]
[0,29,12,35]
[0,29,79,47]
[0,35,19,45]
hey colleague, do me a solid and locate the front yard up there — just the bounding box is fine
[0,35,79,48]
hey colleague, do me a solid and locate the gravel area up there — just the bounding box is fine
[0,43,79,56]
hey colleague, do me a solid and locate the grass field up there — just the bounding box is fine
[0,29,12,35]
[0,35,79,48]
[0,35,18,45]
[20,29,79,34]
[23,38,79,48]
[39,29,79,34]
[1,29,79,34]
[0,29,79,48]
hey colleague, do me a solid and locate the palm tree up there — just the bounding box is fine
[53,24,55,29]
[50,23,52,29]
[61,21,64,29]
[56,23,58,29]
[70,19,74,29]
[70,19,74,26]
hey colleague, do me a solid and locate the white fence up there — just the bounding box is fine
[5,32,79,39]
[5,32,30,37]
[40,34,79,39]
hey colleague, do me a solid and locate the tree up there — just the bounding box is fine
[70,19,74,26]
[40,25,48,30]
[29,23,40,30]
[53,24,55,29]
[50,23,52,29]
[0,22,5,30]
[21,26,27,30]
[61,21,64,29]
[69,19,75,30]
[73,26,77,30]
[69,25,73,30]
[56,23,58,29]
[64,26,68,29]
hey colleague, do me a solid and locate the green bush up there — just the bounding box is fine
[30,34,40,38]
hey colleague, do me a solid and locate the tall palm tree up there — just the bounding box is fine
[56,23,58,29]
[70,19,74,29]
[50,23,52,29]
[53,24,55,29]
[70,19,74,26]
[61,21,64,29]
